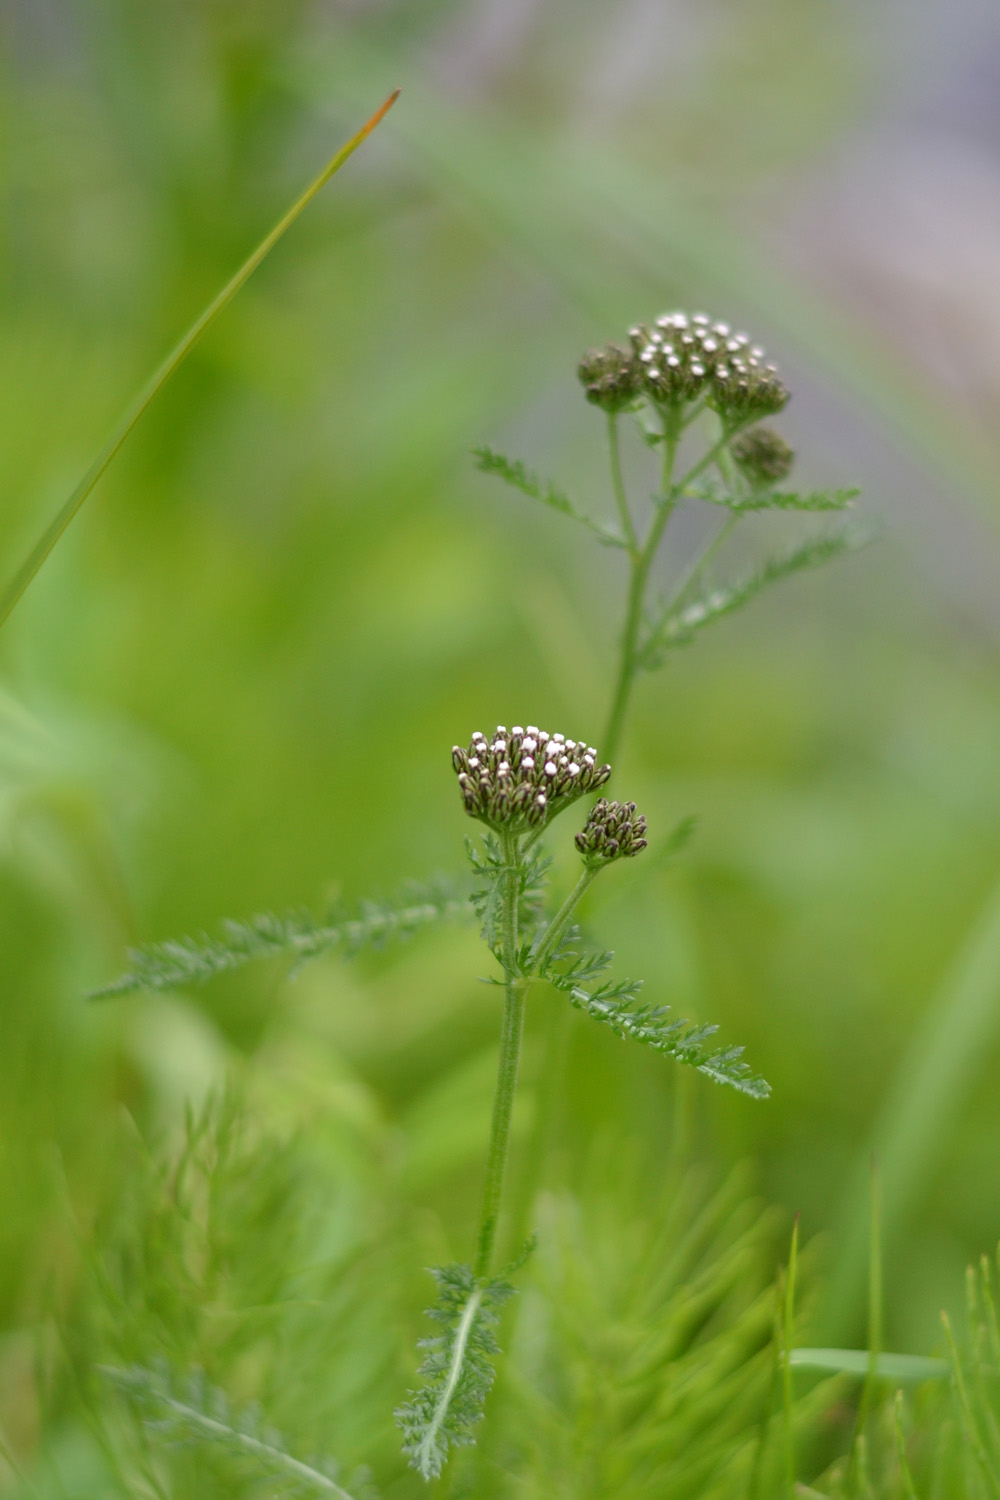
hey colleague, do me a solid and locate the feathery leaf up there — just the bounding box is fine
[543,958,771,1098]
[90,876,470,997]
[690,481,859,514]
[639,527,870,667]
[472,446,625,547]
[467,836,549,959]
[102,1362,366,1498]
[395,1263,516,1481]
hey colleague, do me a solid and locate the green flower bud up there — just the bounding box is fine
[729,425,795,487]
[577,344,642,412]
[575,798,648,867]
[453,726,611,835]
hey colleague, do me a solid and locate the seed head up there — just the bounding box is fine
[575,798,648,867]
[730,425,795,487]
[577,344,643,412]
[452,726,611,833]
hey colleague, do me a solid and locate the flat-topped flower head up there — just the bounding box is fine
[612,311,789,426]
[577,343,643,412]
[452,725,611,834]
[575,798,648,867]
[730,425,795,487]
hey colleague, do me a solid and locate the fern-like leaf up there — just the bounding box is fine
[543,959,770,1098]
[102,1362,367,1498]
[90,876,470,998]
[638,527,869,667]
[467,837,550,961]
[472,446,625,547]
[395,1263,516,1480]
[690,481,859,514]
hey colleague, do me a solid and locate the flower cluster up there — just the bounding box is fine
[452,726,611,833]
[575,798,648,866]
[578,311,789,427]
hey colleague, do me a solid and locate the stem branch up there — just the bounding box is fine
[532,866,599,975]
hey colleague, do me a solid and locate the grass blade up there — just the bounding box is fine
[823,871,1000,1342]
[788,1350,949,1381]
[0,89,399,632]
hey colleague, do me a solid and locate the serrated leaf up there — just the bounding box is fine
[690,481,859,514]
[395,1263,516,1480]
[544,968,770,1098]
[472,446,625,547]
[639,527,870,667]
[538,942,613,986]
[467,837,549,959]
[90,876,470,998]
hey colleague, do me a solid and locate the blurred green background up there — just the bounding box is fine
[4,0,1000,1472]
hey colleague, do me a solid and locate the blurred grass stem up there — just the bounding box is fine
[0,89,399,633]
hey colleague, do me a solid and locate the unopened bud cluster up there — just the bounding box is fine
[730,425,795,487]
[578,311,789,426]
[453,726,611,832]
[575,798,648,866]
[577,344,641,413]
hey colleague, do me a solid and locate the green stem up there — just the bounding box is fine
[532,866,599,975]
[475,832,527,1278]
[602,416,680,767]
[672,427,732,495]
[0,91,399,634]
[606,414,639,557]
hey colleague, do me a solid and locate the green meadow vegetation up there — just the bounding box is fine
[4,3,1000,1495]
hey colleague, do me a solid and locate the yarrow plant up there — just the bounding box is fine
[93,308,866,1487]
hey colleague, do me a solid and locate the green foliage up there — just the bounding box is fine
[481,1166,789,1500]
[467,834,549,960]
[102,1362,364,1498]
[690,481,860,514]
[472,446,625,546]
[541,944,772,1098]
[638,529,870,667]
[788,1349,948,1381]
[89,877,470,996]
[395,1263,515,1480]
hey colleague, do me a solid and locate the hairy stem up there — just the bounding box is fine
[475,831,527,1277]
